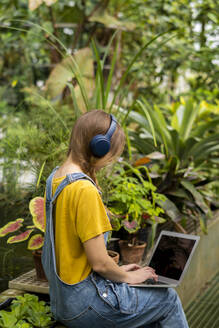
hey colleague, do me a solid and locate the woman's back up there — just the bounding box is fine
[52,176,111,284]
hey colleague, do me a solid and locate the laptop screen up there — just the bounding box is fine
[149,235,196,281]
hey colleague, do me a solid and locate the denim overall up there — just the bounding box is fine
[42,168,189,328]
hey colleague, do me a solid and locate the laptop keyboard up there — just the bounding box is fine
[144,279,168,285]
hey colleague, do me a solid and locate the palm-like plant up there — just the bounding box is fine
[126,97,219,232]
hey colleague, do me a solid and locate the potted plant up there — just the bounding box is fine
[107,163,166,264]
[0,197,46,281]
[107,249,120,264]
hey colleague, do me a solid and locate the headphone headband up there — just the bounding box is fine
[89,114,117,158]
[105,114,117,139]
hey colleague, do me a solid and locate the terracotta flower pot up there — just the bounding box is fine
[119,240,146,264]
[107,250,120,264]
[32,250,47,281]
[107,238,120,254]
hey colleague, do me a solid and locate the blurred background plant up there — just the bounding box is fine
[1,0,219,203]
[123,96,219,234]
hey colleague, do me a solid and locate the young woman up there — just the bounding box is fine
[42,110,189,328]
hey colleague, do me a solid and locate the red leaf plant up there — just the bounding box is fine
[0,197,45,250]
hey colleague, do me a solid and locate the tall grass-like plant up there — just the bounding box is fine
[2,19,174,116]
[0,93,75,200]
[1,18,176,117]
[43,27,175,115]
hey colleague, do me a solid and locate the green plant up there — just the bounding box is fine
[0,293,54,328]
[107,162,166,245]
[0,197,44,250]
[43,27,173,114]
[124,97,219,232]
[0,19,173,203]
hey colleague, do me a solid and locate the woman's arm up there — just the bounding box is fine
[83,234,158,284]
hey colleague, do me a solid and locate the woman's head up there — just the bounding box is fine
[67,110,125,182]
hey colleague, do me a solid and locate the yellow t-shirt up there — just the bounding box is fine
[50,177,112,284]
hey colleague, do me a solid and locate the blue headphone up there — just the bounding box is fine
[90,114,117,157]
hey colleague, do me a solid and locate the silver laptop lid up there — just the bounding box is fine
[147,230,200,285]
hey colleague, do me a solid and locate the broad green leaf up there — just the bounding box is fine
[179,99,199,141]
[137,100,157,147]
[127,110,149,129]
[167,156,179,175]
[29,0,43,11]
[157,197,182,223]
[171,111,179,131]
[193,144,219,167]
[89,11,135,31]
[169,130,180,157]
[207,13,218,24]
[166,189,190,200]
[129,131,156,154]
[153,105,169,132]
[180,180,210,215]
[142,100,171,155]
[180,137,199,163]
[29,0,57,11]
[0,310,18,327]
[45,55,73,98]
[191,118,219,138]
[44,0,58,7]
[199,215,208,234]
[45,48,94,110]
[187,134,219,159]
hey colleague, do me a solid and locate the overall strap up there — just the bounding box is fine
[46,166,59,203]
[51,172,99,203]
[46,167,100,205]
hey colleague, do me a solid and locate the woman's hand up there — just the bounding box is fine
[84,234,157,284]
[120,264,141,272]
[125,266,158,285]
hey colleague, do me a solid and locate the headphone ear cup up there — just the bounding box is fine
[90,135,110,157]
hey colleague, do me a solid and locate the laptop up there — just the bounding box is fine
[130,230,200,288]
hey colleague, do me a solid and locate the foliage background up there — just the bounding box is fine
[0,0,218,291]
